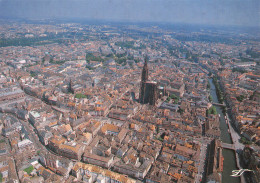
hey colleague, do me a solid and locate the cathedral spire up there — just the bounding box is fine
[139,55,149,103]
[139,55,158,105]
[141,55,148,83]
[144,55,148,67]
[68,78,73,93]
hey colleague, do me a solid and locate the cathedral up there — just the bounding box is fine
[139,56,158,106]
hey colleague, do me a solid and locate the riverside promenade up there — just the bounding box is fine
[225,112,246,183]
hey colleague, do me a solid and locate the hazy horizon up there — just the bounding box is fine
[0,0,259,27]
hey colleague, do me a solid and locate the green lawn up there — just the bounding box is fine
[0,139,5,143]
[24,165,34,174]
[75,93,87,99]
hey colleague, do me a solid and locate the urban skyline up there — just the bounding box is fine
[0,0,259,27]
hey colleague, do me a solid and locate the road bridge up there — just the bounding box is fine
[221,142,235,150]
[212,102,226,107]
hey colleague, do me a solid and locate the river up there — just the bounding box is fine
[208,78,240,183]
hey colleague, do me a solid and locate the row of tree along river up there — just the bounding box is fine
[208,78,240,183]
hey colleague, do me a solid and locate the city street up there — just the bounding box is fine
[195,142,207,183]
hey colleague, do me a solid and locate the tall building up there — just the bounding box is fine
[139,56,158,105]
[139,56,149,104]
[68,79,73,93]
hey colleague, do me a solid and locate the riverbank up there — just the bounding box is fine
[208,78,240,183]
[225,111,246,183]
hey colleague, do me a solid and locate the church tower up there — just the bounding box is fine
[141,55,149,83]
[139,56,149,103]
[139,55,159,105]
[68,79,74,93]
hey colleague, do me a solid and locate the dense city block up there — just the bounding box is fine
[0,21,259,183]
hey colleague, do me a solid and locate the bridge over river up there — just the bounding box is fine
[208,78,241,183]
[221,142,235,150]
[212,102,226,107]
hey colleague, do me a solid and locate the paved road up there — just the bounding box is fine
[225,113,246,183]
[195,142,207,183]
[19,118,46,152]
[225,113,244,150]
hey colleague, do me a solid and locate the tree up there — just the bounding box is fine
[165,97,171,103]
[207,106,217,116]
[86,65,94,70]
[239,137,252,145]
[219,58,224,66]
[178,108,184,114]
[236,95,245,102]
[106,53,114,58]
[170,94,177,99]
[211,106,217,115]
[191,54,199,63]
[207,81,210,89]
[86,52,104,62]
[169,94,179,104]
[232,68,247,74]
[222,106,227,114]
[173,98,179,104]
[50,57,54,63]
[30,72,37,78]
[75,93,87,99]
[24,166,34,174]
[156,125,160,134]
[157,136,164,142]
[209,95,213,102]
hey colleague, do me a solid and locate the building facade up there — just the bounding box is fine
[139,56,158,106]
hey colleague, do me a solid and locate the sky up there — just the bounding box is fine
[0,0,259,27]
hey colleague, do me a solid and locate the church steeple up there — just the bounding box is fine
[139,55,158,105]
[68,79,73,93]
[139,55,149,103]
[141,55,148,83]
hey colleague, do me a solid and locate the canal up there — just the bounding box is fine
[208,78,240,183]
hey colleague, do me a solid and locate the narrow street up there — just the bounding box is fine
[195,143,207,183]
[19,119,45,152]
